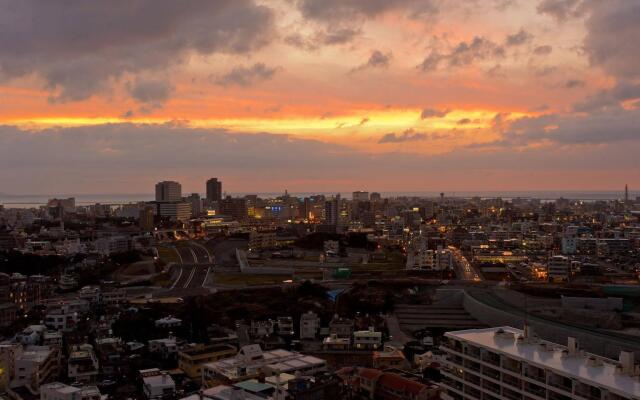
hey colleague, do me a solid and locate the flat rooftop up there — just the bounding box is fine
[445,327,640,399]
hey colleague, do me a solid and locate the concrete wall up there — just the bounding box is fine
[460,290,640,359]
[561,296,623,311]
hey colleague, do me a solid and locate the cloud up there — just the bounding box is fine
[536,0,587,21]
[498,107,640,146]
[505,29,533,46]
[533,45,553,56]
[573,81,640,112]
[564,79,585,89]
[128,79,174,106]
[584,1,640,80]
[421,108,450,119]
[378,129,427,143]
[351,50,392,72]
[284,27,361,50]
[294,0,439,24]
[0,123,638,193]
[0,0,275,102]
[420,37,505,71]
[215,63,280,87]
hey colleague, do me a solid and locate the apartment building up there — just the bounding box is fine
[440,326,640,400]
[40,382,101,400]
[178,343,237,381]
[202,345,326,385]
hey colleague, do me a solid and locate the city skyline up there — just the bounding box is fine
[1,1,639,193]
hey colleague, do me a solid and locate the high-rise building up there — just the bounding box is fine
[220,197,247,222]
[139,206,155,232]
[206,178,222,202]
[186,193,202,217]
[324,194,340,225]
[155,181,182,202]
[440,326,640,400]
[158,202,191,223]
[370,192,382,202]
[352,191,369,202]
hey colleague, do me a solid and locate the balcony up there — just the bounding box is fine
[548,376,573,394]
[481,351,501,367]
[523,369,546,384]
[502,374,522,390]
[503,388,523,400]
[483,366,501,381]
[524,383,546,398]
[482,380,501,395]
[464,360,481,372]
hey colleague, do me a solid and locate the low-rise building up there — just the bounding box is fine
[140,368,176,400]
[373,346,409,370]
[67,344,99,383]
[12,345,58,390]
[155,316,182,329]
[323,334,351,351]
[353,327,383,350]
[148,338,178,360]
[178,343,237,381]
[299,311,320,340]
[203,345,326,385]
[40,382,101,400]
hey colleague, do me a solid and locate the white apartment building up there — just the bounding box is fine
[12,345,58,390]
[202,345,326,385]
[440,326,640,400]
[148,338,179,360]
[67,345,99,383]
[93,236,130,255]
[40,382,101,400]
[353,327,383,350]
[299,311,320,339]
[140,368,176,400]
[407,242,454,271]
[547,255,571,282]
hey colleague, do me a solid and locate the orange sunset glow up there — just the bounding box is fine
[0,0,638,194]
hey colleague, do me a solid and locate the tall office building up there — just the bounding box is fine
[187,193,202,217]
[352,191,369,202]
[206,178,222,202]
[155,181,182,202]
[220,197,247,222]
[324,194,341,226]
[139,206,155,232]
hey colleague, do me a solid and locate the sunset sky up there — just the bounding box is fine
[0,0,638,195]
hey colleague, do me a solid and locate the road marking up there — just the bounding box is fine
[183,266,196,288]
[170,267,183,289]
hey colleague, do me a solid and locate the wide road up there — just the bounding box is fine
[170,265,211,289]
[449,246,482,281]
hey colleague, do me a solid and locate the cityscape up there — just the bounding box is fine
[1,180,639,400]
[1,1,640,400]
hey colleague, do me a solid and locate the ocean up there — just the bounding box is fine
[0,190,636,209]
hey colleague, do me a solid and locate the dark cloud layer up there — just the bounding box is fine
[421,108,451,119]
[584,1,640,80]
[0,0,275,101]
[420,37,505,71]
[215,63,280,87]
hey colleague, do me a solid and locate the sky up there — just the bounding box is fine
[0,0,638,195]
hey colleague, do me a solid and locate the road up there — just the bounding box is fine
[170,265,211,289]
[385,314,412,348]
[449,246,482,281]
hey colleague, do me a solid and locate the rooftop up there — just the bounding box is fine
[445,326,640,399]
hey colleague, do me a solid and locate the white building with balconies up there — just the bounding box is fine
[440,326,640,400]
